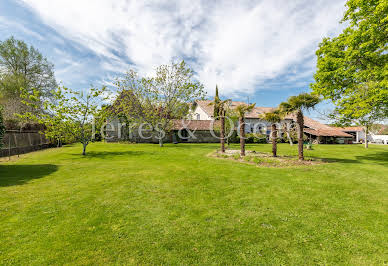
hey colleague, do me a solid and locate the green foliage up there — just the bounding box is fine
[259,109,283,123]
[243,155,252,162]
[311,0,388,124]
[115,61,205,146]
[242,133,268,144]
[371,124,388,135]
[0,105,5,149]
[0,36,57,122]
[235,103,255,118]
[213,85,220,118]
[279,93,321,114]
[279,93,320,160]
[18,86,108,154]
[233,153,241,160]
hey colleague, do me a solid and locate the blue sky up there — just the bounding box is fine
[0,0,347,120]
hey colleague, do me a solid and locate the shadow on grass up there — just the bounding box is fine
[72,150,150,159]
[0,164,58,187]
[355,150,388,165]
[313,150,388,165]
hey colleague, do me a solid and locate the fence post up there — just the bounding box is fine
[14,133,19,158]
[8,134,11,160]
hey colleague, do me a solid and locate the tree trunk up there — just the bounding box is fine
[296,110,304,161]
[271,123,277,157]
[220,116,225,153]
[159,138,164,147]
[240,117,245,156]
[82,143,87,155]
[364,126,368,148]
[286,131,293,145]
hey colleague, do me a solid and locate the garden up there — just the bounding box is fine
[0,143,387,264]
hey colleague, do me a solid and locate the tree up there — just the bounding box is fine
[260,109,282,157]
[279,93,320,160]
[209,85,231,153]
[0,105,5,149]
[328,84,385,148]
[115,61,205,147]
[19,86,108,155]
[311,0,388,140]
[0,36,57,121]
[281,120,295,145]
[0,37,57,97]
[371,123,388,135]
[235,103,255,156]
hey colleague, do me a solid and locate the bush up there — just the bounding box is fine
[227,130,239,144]
[0,105,5,149]
[243,156,253,162]
[241,133,267,144]
[233,153,241,160]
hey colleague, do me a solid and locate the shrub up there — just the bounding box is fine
[233,153,241,160]
[228,130,240,144]
[0,105,5,149]
[238,133,267,144]
[243,156,252,162]
[252,157,264,164]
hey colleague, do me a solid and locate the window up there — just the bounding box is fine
[196,113,200,120]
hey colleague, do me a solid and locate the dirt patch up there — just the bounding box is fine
[209,149,325,167]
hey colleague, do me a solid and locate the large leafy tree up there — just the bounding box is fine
[235,103,255,156]
[115,61,205,147]
[279,93,320,161]
[260,109,282,157]
[312,0,388,140]
[0,36,57,120]
[19,86,108,155]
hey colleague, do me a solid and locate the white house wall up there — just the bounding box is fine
[244,118,272,134]
[190,105,213,120]
[371,135,388,144]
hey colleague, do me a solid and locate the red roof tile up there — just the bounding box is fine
[195,100,274,118]
[335,126,364,132]
[171,120,220,131]
[193,100,352,137]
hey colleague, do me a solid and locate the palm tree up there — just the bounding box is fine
[209,85,230,153]
[235,103,255,156]
[260,109,282,157]
[279,93,320,161]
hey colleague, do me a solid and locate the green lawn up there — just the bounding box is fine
[0,143,387,265]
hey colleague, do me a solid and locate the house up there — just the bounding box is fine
[106,98,353,144]
[189,100,352,144]
[335,126,388,144]
[334,127,366,143]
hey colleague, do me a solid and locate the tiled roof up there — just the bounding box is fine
[304,128,353,137]
[195,100,352,137]
[335,126,364,132]
[194,100,214,117]
[171,120,220,131]
[195,100,274,118]
[286,114,353,137]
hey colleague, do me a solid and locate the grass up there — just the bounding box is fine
[0,142,387,265]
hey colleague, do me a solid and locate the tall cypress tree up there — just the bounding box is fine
[213,85,220,118]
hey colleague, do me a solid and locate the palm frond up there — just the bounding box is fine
[259,109,283,123]
[279,93,320,113]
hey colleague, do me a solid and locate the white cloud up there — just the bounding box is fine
[18,0,346,96]
[0,15,44,40]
